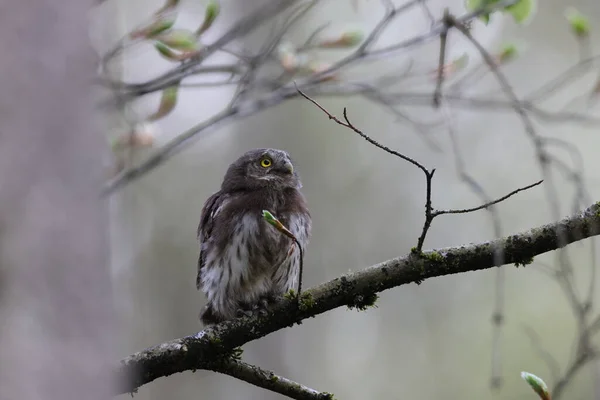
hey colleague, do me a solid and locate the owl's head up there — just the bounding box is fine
[221,148,302,191]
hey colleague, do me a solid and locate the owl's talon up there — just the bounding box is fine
[259,298,270,308]
[245,299,270,317]
[262,294,279,305]
[235,308,254,319]
[257,308,269,317]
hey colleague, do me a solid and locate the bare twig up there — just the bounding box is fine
[208,359,332,400]
[434,180,544,216]
[295,85,428,173]
[297,87,545,256]
[295,85,438,252]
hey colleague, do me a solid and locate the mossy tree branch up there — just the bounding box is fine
[117,202,600,396]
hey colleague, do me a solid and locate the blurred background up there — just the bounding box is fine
[87,0,600,399]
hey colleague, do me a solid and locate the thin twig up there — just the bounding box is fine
[103,107,238,194]
[208,359,332,400]
[296,85,437,252]
[295,85,428,174]
[298,86,546,255]
[524,55,600,103]
[434,180,544,216]
[433,8,450,107]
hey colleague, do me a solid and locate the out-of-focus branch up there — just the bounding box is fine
[443,13,598,392]
[552,350,595,399]
[102,0,591,195]
[117,201,600,395]
[101,81,598,195]
[122,0,303,96]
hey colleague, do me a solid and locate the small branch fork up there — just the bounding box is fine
[296,86,543,254]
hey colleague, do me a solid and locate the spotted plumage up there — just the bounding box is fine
[196,148,311,325]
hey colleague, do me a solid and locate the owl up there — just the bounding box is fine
[196,148,311,325]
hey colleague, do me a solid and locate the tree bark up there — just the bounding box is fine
[0,2,115,400]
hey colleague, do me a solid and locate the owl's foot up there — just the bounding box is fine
[235,299,270,319]
[261,293,280,304]
[235,308,255,319]
[252,299,270,317]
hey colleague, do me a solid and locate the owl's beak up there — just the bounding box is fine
[283,160,294,175]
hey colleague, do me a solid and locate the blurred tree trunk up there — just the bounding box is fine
[0,2,115,400]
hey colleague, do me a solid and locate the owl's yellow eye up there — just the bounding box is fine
[260,158,272,168]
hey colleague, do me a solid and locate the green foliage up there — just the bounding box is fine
[262,210,277,225]
[262,210,295,239]
[197,0,220,36]
[146,19,176,37]
[148,85,179,121]
[421,251,444,263]
[157,29,199,51]
[154,41,178,60]
[465,0,536,25]
[284,289,297,300]
[521,371,550,400]
[565,7,590,38]
[204,1,220,27]
[298,292,315,311]
[498,42,519,63]
[347,292,379,311]
[504,0,535,24]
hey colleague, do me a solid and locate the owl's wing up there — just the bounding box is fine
[196,191,229,290]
